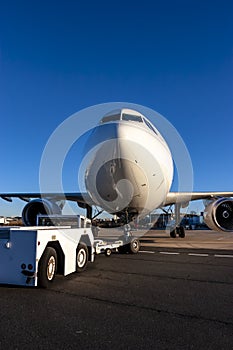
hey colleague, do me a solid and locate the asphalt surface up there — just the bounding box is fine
[0,230,233,350]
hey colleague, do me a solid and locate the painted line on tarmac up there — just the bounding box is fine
[139,251,233,259]
[188,253,209,257]
[159,251,180,255]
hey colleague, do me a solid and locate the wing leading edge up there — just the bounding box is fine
[0,192,93,205]
[164,192,233,207]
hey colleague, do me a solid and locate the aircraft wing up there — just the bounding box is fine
[164,192,233,207]
[1,191,233,210]
[0,192,93,205]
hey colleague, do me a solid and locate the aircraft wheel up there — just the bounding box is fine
[178,226,185,238]
[38,247,57,288]
[170,229,176,238]
[127,238,140,254]
[76,243,88,272]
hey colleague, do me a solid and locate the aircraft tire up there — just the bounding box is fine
[170,229,176,238]
[127,238,140,254]
[179,226,185,238]
[38,247,57,288]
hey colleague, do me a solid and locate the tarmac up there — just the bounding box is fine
[0,230,233,349]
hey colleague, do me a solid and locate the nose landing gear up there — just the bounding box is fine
[118,224,141,254]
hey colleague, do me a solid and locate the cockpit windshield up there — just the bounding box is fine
[100,114,121,123]
[143,118,158,135]
[100,112,143,124]
[122,114,143,122]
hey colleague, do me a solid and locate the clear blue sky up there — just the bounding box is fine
[0,0,232,216]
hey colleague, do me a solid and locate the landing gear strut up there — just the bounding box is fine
[118,224,140,254]
[170,203,186,238]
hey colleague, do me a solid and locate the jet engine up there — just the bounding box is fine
[22,199,63,226]
[204,198,233,232]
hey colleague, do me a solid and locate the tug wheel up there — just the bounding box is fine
[105,249,112,256]
[76,243,88,272]
[38,247,57,288]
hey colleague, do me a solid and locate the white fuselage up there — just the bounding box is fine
[84,109,173,219]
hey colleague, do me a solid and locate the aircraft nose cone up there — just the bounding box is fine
[86,157,148,213]
[96,160,119,202]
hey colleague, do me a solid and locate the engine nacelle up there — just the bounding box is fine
[204,198,233,232]
[22,199,62,226]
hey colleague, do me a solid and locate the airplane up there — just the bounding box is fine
[0,108,233,246]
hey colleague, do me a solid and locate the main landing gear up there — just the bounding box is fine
[170,225,185,238]
[170,203,186,238]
